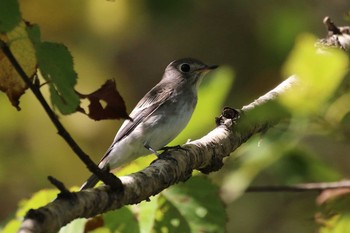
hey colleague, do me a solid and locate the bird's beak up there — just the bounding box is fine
[195,64,219,72]
[207,64,219,70]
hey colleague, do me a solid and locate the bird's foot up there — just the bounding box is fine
[161,145,187,152]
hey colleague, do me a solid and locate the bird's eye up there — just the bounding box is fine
[179,63,191,73]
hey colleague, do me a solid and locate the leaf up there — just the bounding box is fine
[0,21,37,110]
[103,207,140,233]
[161,176,226,233]
[59,218,87,233]
[281,34,349,116]
[38,42,80,114]
[154,195,192,233]
[27,24,80,115]
[81,216,104,233]
[77,79,130,121]
[1,220,21,233]
[16,189,58,217]
[0,0,21,33]
[139,196,159,233]
[1,189,59,232]
[83,207,139,233]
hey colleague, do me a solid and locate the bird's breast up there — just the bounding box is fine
[142,94,197,149]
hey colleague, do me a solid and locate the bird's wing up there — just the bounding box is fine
[98,84,173,163]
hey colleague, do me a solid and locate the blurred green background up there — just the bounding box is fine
[1,0,350,232]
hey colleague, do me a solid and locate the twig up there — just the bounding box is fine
[246,180,350,192]
[0,39,122,190]
[47,176,70,195]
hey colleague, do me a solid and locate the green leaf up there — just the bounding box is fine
[2,189,58,232]
[38,42,80,114]
[325,93,350,126]
[221,136,296,202]
[1,219,21,233]
[162,176,226,233]
[27,25,80,114]
[281,34,349,116]
[139,196,159,233]
[0,0,21,33]
[59,218,87,233]
[103,207,140,233]
[16,189,58,217]
[154,195,191,233]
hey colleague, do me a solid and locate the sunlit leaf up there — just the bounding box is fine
[1,219,21,233]
[1,189,58,232]
[16,189,58,217]
[139,195,159,233]
[59,218,87,233]
[281,34,349,116]
[0,21,36,109]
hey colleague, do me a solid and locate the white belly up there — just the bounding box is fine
[101,96,196,170]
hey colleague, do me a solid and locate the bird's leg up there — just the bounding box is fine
[145,143,178,165]
[144,143,160,157]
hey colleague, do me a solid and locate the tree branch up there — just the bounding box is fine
[18,74,299,233]
[16,16,350,233]
[246,180,350,192]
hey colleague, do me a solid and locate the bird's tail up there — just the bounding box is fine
[80,174,100,190]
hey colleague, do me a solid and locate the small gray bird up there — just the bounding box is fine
[81,58,218,189]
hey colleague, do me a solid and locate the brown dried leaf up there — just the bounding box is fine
[0,21,36,110]
[78,79,130,121]
[83,216,104,233]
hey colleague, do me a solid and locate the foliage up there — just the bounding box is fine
[1,0,350,233]
[0,2,128,119]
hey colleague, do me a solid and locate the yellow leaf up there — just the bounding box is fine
[0,21,37,109]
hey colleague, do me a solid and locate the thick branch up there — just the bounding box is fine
[19,75,298,233]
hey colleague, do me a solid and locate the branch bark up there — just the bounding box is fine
[18,75,299,233]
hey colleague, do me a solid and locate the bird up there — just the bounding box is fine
[81,58,218,189]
